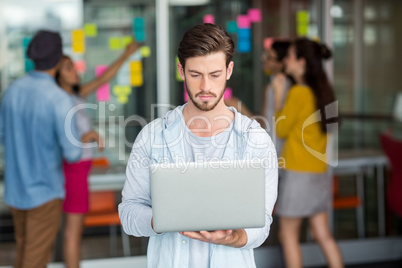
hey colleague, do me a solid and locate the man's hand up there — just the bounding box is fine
[179,229,247,248]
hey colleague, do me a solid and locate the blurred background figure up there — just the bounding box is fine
[260,40,293,153]
[0,30,82,268]
[56,41,140,268]
[274,38,343,268]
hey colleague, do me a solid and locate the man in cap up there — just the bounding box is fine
[0,30,81,268]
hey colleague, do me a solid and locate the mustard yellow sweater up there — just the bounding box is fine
[275,85,328,172]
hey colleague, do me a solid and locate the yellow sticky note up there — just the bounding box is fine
[140,46,151,58]
[118,95,129,104]
[72,29,84,43]
[84,23,97,37]
[113,85,131,95]
[297,24,308,37]
[297,11,309,23]
[109,37,122,50]
[131,73,143,86]
[72,42,85,54]
[122,36,133,48]
[130,61,142,73]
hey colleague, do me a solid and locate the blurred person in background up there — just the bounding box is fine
[274,38,343,268]
[56,41,140,268]
[260,40,293,154]
[0,30,81,268]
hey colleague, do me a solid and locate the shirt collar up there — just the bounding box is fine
[28,70,56,81]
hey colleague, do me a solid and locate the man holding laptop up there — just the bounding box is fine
[119,24,278,267]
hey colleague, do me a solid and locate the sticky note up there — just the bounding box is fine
[95,65,108,77]
[135,31,146,42]
[130,61,142,73]
[117,95,129,104]
[238,40,251,53]
[23,37,31,48]
[203,14,215,24]
[297,11,309,22]
[74,60,86,74]
[140,46,151,58]
[248,8,262,22]
[122,36,133,48]
[237,15,251,29]
[133,17,145,30]
[113,85,132,95]
[84,23,97,37]
[96,84,110,102]
[72,29,84,42]
[25,59,34,73]
[227,21,237,34]
[176,56,183,82]
[263,37,274,50]
[297,24,308,36]
[109,37,122,50]
[72,42,85,54]
[238,28,251,39]
[224,87,233,100]
[131,73,143,86]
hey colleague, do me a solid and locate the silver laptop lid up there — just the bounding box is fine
[150,160,265,233]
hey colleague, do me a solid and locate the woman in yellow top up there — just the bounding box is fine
[273,38,343,268]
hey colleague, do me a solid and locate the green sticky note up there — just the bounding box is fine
[297,11,309,23]
[297,24,308,37]
[109,37,122,50]
[84,23,97,37]
[176,56,183,82]
[227,21,237,34]
[122,36,133,48]
[140,46,151,58]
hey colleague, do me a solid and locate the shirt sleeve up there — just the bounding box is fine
[118,124,161,237]
[241,128,278,249]
[55,94,82,162]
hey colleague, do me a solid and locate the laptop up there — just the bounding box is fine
[150,160,265,233]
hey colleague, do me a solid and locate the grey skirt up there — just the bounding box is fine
[275,169,331,218]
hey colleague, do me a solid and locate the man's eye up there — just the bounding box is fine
[191,74,199,78]
[212,75,220,78]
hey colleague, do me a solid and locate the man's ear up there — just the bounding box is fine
[226,61,234,80]
[178,62,185,80]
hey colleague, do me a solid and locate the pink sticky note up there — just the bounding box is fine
[184,82,188,103]
[224,87,233,100]
[74,60,86,74]
[95,65,108,77]
[264,38,274,50]
[248,8,262,23]
[95,65,110,101]
[96,84,110,101]
[237,15,251,29]
[203,14,215,24]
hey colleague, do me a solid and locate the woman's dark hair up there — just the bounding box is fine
[55,55,81,94]
[294,38,337,133]
[178,24,234,69]
[272,40,291,62]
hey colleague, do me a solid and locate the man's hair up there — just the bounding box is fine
[178,23,234,69]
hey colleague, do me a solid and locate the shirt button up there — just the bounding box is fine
[182,240,187,244]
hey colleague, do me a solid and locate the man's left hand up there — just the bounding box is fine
[179,229,247,248]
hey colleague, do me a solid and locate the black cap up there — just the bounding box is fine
[27,30,62,70]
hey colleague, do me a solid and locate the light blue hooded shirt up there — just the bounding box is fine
[119,105,278,268]
[0,71,81,209]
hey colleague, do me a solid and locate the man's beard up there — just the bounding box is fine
[186,81,226,112]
